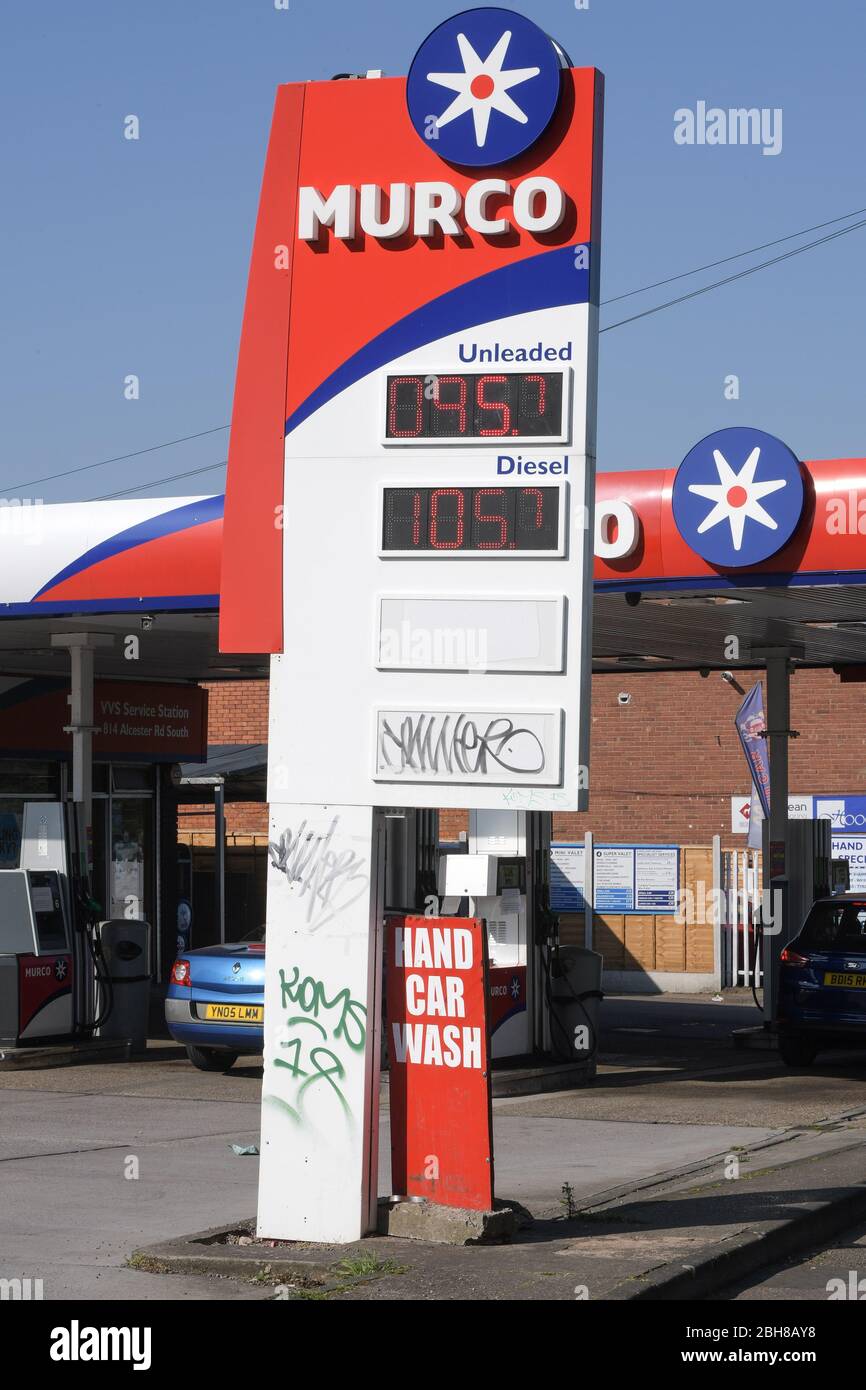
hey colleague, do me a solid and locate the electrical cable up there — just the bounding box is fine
[92,459,228,501]
[601,205,866,306]
[2,425,230,494]
[600,215,866,333]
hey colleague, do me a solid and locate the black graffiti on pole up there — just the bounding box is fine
[378,711,546,777]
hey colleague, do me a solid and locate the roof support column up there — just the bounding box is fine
[753,644,802,1024]
[50,632,113,880]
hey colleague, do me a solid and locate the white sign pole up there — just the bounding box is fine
[256,794,384,1242]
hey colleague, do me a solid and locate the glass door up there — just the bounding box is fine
[110,798,153,921]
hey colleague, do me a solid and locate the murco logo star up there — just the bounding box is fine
[406,8,563,167]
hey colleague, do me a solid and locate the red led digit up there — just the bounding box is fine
[383,489,424,549]
[523,373,547,417]
[429,488,464,549]
[432,375,467,434]
[475,374,511,436]
[522,486,545,530]
[388,376,423,437]
[473,488,509,548]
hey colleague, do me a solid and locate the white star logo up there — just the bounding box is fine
[427,30,540,149]
[688,447,786,552]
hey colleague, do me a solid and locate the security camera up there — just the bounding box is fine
[720,670,746,696]
[140,615,155,631]
[617,692,632,705]
[699,668,710,678]
[625,591,642,608]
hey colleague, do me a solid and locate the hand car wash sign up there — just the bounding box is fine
[388,916,493,1210]
[219,8,603,1242]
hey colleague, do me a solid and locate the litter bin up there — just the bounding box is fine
[548,944,603,1065]
[95,920,152,1051]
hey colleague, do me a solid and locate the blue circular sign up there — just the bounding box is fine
[406,8,562,168]
[672,427,804,568]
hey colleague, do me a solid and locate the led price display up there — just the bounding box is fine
[382,486,560,552]
[385,372,564,441]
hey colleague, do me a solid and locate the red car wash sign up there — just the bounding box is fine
[0,678,207,762]
[388,915,493,1211]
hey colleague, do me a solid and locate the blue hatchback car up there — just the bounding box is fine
[778,895,866,1066]
[165,925,265,1071]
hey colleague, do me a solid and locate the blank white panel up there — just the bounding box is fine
[376,594,564,671]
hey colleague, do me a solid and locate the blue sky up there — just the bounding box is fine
[2,0,864,501]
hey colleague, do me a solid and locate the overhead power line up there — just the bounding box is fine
[601,205,866,306]
[600,214,866,334]
[93,459,228,501]
[3,425,230,493]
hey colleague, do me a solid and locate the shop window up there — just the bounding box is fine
[111,766,153,793]
[0,761,59,797]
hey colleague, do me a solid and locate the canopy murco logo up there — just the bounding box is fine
[672,427,804,568]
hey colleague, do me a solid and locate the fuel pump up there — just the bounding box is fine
[0,801,110,1046]
[436,809,602,1067]
[437,810,556,1058]
[0,867,75,1045]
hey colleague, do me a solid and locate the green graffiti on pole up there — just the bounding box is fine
[270,966,367,1124]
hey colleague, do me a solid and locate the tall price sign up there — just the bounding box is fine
[220,8,603,1241]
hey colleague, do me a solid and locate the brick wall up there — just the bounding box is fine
[184,668,866,848]
[552,666,866,849]
[178,681,270,835]
[205,680,269,745]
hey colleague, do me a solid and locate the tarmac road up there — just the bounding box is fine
[2,991,865,1300]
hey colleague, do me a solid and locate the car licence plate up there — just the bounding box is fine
[823,972,866,989]
[203,1003,264,1023]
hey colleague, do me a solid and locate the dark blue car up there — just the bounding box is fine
[165,925,265,1071]
[778,894,866,1065]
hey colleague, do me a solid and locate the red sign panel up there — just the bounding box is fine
[387,915,493,1211]
[0,679,208,762]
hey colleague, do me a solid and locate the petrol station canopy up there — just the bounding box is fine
[0,454,863,679]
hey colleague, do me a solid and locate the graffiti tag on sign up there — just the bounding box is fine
[268,815,370,933]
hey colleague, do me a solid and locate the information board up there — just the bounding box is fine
[593,845,680,914]
[831,834,866,891]
[550,842,586,911]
